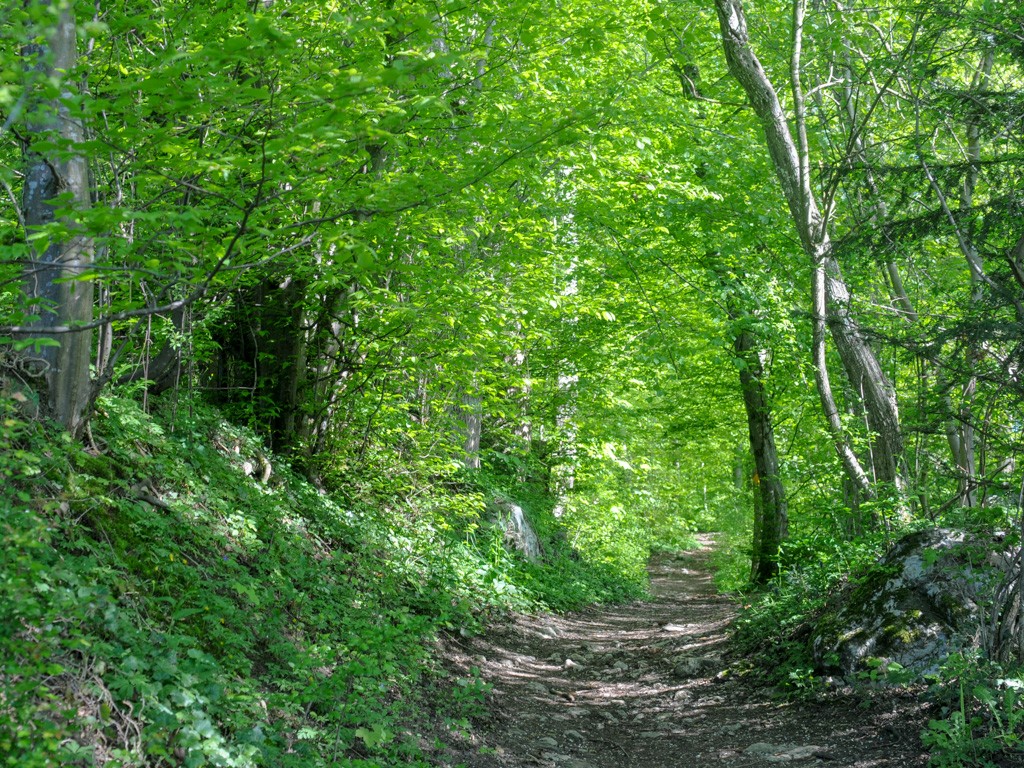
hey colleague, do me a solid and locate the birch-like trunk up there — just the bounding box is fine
[714,0,905,495]
[461,389,483,470]
[19,0,94,437]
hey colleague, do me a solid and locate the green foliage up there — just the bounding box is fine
[728,518,893,692]
[731,516,1024,761]
[0,393,651,767]
[475,464,653,611]
[5,0,1024,762]
[728,578,825,694]
[922,652,1024,767]
[934,504,1023,539]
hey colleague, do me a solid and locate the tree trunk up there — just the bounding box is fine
[264,277,309,454]
[116,305,186,394]
[952,46,994,508]
[734,327,788,583]
[461,389,483,470]
[812,257,874,497]
[18,0,93,437]
[551,371,579,517]
[823,257,905,491]
[508,345,533,482]
[713,0,906,494]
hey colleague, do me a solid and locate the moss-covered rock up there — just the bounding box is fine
[810,528,1007,676]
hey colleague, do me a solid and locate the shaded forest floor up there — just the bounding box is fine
[442,537,933,768]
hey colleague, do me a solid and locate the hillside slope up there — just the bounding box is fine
[0,394,651,768]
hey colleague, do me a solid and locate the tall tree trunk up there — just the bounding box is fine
[18,0,93,437]
[551,371,579,518]
[451,20,495,473]
[508,345,533,483]
[824,257,905,491]
[812,8,971,506]
[954,46,994,508]
[713,0,906,495]
[734,326,788,583]
[813,257,874,497]
[264,277,309,454]
[461,388,483,470]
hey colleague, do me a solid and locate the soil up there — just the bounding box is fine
[441,536,935,768]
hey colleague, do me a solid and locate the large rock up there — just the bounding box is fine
[810,528,1010,676]
[489,499,543,562]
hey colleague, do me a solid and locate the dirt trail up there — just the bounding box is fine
[445,536,930,768]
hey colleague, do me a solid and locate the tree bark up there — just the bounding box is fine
[734,326,788,582]
[823,257,905,491]
[18,0,94,437]
[813,257,874,497]
[713,0,906,494]
[116,305,186,394]
[461,389,483,470]
[263,277,309,454]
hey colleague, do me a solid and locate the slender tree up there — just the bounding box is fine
[16,0,93,436]
[712,0,906,498]
[732,319,787,582]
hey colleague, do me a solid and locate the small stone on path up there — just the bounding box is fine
[743,743,827,762]
[713,723,744,736]
[662,623,691,632]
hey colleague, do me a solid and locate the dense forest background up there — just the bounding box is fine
[2,0,1024,766]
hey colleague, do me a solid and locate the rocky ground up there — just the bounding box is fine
[442,536,935,767]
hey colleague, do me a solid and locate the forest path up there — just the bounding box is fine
[444,536,929,768]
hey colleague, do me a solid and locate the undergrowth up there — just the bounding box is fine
[727,531,891,691]
[723,504,1024,766]
[0,392,651,767]
[921,651,1024,767]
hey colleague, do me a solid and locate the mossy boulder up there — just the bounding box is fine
[810,528,1007,677]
